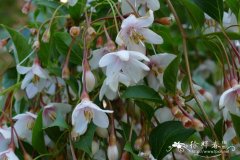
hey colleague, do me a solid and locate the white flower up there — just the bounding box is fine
[45,77,65,95]
[116,10,163,53]
[0,126,18,149]
[60,0,77,6]
[147,53,176,91]
[89,48,109,70]
[99,50,150,83]
[0,149,19,160]
[0,134,9,153]
[42,103,71,128]
[85,70,96,92]
[17,58,49,99]
[219,84,240,116]
[71,99,113,137]
[121,0,160,16]
[107,144,119,160]
[13,112,37,144]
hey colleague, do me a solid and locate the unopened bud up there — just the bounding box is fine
[92,140,99,155]
[107,134,119,160]
[42,28,50,43]
[192,119,204,131]
[121,151,130,160]
[181,116,192,128]
[96,127,108,138]
[85,70,95,92]
[86,26,96,42]
[22,2,31,14]
[199,89,213,102]
[96,36,103,48]
[105,39,116,52]
[70,26,80,37]
[24,152,33,160]
[30,28,38,36]
[155,17,171,25]
[134,136,144,151]
[0,39,8,49]
[171,106,182,119]
[62,65,70,80]
[143,143,151,155]
[32,41,40,50]
[60,0,68,4]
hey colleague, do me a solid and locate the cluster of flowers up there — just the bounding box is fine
[0,0,239,159]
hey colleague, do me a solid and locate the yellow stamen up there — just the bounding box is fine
[84,109,93,122]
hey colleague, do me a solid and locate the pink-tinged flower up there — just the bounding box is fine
[219,84,240,115]
[13,112,37,144]
[0,148,19,160]
[42,103,71,128]
[17,58,49,99]
[121,0,160,16]
[99,50,150,83]
[147,53,176,91]
[116,10,163,54]
[71,98,113,137]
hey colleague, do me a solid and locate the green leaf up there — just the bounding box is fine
[124,141,143,160]
[2,68,17,88]
[69,0,87,23]
[214,118,224,142]
[193,0,224,23]
[53,32,82,65]
[225,0,240,18]
[32,110,47,154]
[179,0,205,28]
[163,56,180,94]
[74,123,96,155]
[0,25,31,64]
[44,126,64,143]
[121,85,162,103]
[135,101,155,121]
[230,113,240,138]
[149,121,195,159]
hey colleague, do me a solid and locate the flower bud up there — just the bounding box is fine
[96,127,109,138]
[192,119,204,131]
[70,26,80,37]
[92,140,100,155]
[134,136,144,151]
[181,116,193,128]
[107,134,119,160]
[121,151,130,160]
[96,36,103,48]
[143,143,151,155]
[86,26,96,42]
[30,28,38,36]
[42,28,50,43]
[62,65,70,80]
[60,0,68,3]
[32,41,40,50]
[171,106,182,119]
[105,39,116,52]
[85,70,96,92]
[155,17,171,25]
[24,152,33,160]
[199,89,213,102]
[22,2,31,14]
[0,39,8,49]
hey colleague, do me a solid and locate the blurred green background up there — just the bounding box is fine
[0,0,27,27]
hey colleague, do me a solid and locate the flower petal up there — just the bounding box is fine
[32,64,48,79]
[93,110,110,128]
[21,72,34,89]
[99,54,116,68]
[26,83,38,99]
[147,0,160,11]
[16,65,31,74]
[138,28,163,44]
[72,109,88,135]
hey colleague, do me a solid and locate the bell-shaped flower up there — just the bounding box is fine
[121,0,160,16]
[116,10,163,54]
[99,50,150,83]
[0,148,19,160]
[147,53,176,91]
[71,98,113,137]
[89,48,110,70]
[17,58,49,99]
[219,84,240,116]
[42,103,71,128]
[13,112,37,144]
[99,72,131,100]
